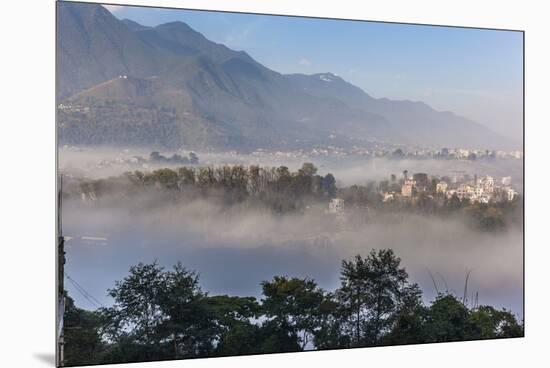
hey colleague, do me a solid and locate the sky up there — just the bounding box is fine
[104,4,523,143]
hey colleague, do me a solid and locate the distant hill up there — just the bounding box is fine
[286,73,512,149]
[57,2,515,150]
[57,2,165,98]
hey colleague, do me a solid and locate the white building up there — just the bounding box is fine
[436,181,448,194]
[466,185,485,202]
[479,176,495,194]
[457,184,470,200]
[328,198,345,215]
[478,195,490,204]
[507,188,518,201]
[401,179,416,197]
[501,176,512,186]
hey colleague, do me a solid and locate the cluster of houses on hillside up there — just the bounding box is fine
[392,172,518,204]
[326,171,519,218]
[250,146,523,162]
[57,103,90,114]
[438,175,517,203]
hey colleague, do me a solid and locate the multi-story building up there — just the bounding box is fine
[479,176,495,194]
[457,184,470,200]
[507,188,518,201]
[436,181,448,193]
[401,179,416,197]
[474,185,484,198]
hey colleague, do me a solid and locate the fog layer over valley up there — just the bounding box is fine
[60,151,523,316]
[55,5,524,363]
[59,147,523,191]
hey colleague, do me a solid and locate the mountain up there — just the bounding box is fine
[56,2,166,98]
[121,18,151,31]
[286,73,512,149]
[57,2,514,150]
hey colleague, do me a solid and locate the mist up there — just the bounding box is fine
[59,146,523,191]
[62,183,523,317]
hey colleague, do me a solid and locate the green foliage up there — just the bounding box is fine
[335,249,416,346]
[467,306,524,339]
[72,163,342,214]
[106,262,167,347]
[63,254,523,365]
[465,205,506,232]
[63,294,104,366]
[423,294,471,342]
[382,285,427,345]
[151,168,179,189]
[261,276,329,349]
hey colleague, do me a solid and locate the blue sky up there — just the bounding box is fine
[105,4,523,142]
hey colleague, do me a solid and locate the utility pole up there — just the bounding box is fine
[57,175,65,367]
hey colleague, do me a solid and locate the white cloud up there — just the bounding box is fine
[298,58,312,67]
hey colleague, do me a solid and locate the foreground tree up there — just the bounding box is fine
[63,250,523,364]
[63,293,104,366]
[156,263,213,358]
[261,276,331,349]
[336,249,418,346]
[423,294,471,342]
[98,262,262,363]
[101,262,168,361]
[467,305,523,339]
[382,284,427,345]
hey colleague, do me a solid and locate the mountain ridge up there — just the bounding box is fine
[57,2,516,150]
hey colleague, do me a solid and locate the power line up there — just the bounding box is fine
[66,273,104,307]
[66,277,101,309]
[66,276,99,309]
[65,273,105,309]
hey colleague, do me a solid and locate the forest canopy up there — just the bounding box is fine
[63,249,523,366]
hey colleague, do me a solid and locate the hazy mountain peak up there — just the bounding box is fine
[58,2,515,150]
[155,20,196,33]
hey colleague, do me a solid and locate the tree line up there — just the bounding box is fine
[63,249,523,366]
[74,163,337,214]
[71,162,521,232]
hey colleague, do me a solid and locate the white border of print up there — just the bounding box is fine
[1,0,548,367]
